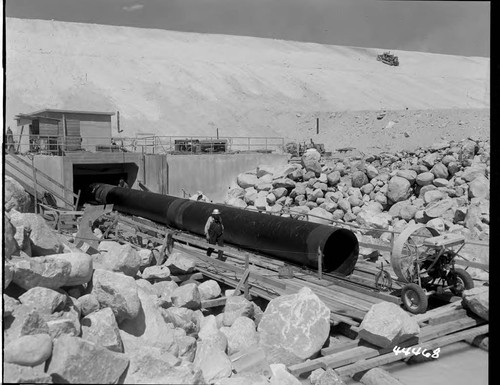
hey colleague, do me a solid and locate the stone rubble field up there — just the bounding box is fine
[226,136,490,276]
[3,135,489,384]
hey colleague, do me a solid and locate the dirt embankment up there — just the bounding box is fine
[6,17,489,151]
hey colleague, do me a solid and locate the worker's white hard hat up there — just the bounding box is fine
[212,209,221,215]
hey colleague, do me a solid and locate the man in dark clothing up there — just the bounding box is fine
[204,209,225,260]
[118,178,129,188]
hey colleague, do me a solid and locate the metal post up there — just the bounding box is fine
[248,137,250,151]
[31,156,39,214]
[244,254,250,299]
[317,246,323,280]
[217,128,219,139]
[316,117,319,135]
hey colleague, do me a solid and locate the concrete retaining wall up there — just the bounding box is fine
[165,153,290,202]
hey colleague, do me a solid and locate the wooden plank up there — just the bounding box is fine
[233,268,250,296]
[201,297,227,309]
[169,272,204,283]
[455,259,489,271]
[335,325,488,377]
[428,309,468,326]
[176,244,287,290]
[321,340,361,356]
[292,317,483,377]
[413,301,463,325]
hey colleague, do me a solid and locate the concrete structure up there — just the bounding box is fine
[6,152,289,208]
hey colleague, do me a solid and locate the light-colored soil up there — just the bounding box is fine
[6,17,489,155]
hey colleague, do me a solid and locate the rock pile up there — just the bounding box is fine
[227,138,490,243]
[4,209,340,383]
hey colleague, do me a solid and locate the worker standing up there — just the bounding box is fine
[204,209,225,260]
[118,178,129,188]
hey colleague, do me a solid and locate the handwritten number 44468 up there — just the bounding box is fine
[393,346,440,358]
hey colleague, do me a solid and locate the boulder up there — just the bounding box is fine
[254,196,267,210]
[5,261,15,289]
[162,307,199,335]
[266,193,277,205]
[18,287,67,314]
[3,362,52,384]
[171,283,202,310]
[308,207,333,225]
[123,345,203,384]
[310,368,346,385]
[462,166,486,182]
[4,334,53,367]
[220,316,259,355]
[447,162,461,176]
[327,171,341,186]
[387,176,411,204]
[165,250,197,275]
[194,341,232,383]
[4,305,50,345]
[11,255,72,290]
[426,218,445,233]
[416,172,435,186]
[223,296,255,327]
[91,269,141,323]
[96,241,141,277]
[365,165,379,180]
[396,169,417,184]
[198,280,222,301]
[137,248,153,268]
[5,176,31,212]
[462,286,488,321]
[422,152,439,168]
[352,171,369,188]
[358,302,420,348]
[119,282,179,353]
[227,197,248,209]
[356,210,392,233]
[4,216,20,259]
[142,264,171,280]
[255,181,273,192]
[301,149,322,176]
[468,175,489,199]
[237,173,259,189]
[176,334,197,362]
[227,187,246,201]
[288,168,303,181]
[258,287,330,365]
[273,187,288,200]
[9,212,64,256]
[4,294,20,316]
[424,199,456,219]
[199,315,228,352]
[269,363,302,385]
[431,163,449,179]
[152,280,179,297]
[51,252,94,286]
[77,294,100,317]
[424,190,445,204]
[81,307,124,352]
[47,335,129,384]
[433,178,450,188]
[272,178,296,189]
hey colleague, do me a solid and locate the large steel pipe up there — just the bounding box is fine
[90,184,359,275]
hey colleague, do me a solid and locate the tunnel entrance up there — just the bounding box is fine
[73,163,139,206]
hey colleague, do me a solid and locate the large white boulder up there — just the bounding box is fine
[257,287,330,365]
[91,269,141,323]
[96,241,141,277]
[358,302,420,348]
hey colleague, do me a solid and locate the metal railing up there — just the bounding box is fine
[7,134,285,155]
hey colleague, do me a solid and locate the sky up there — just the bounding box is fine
[4,0,491,57]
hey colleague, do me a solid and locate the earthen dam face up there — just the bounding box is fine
[90,184,359,275]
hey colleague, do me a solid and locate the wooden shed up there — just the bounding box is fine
[15,109,115,154]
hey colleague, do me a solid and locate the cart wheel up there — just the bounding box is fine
[401,283,428,314]
[375,270,393,291]
[447,268,474,296]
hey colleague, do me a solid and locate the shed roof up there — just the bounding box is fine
[15,113,61,122]
[26,109,115,116]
